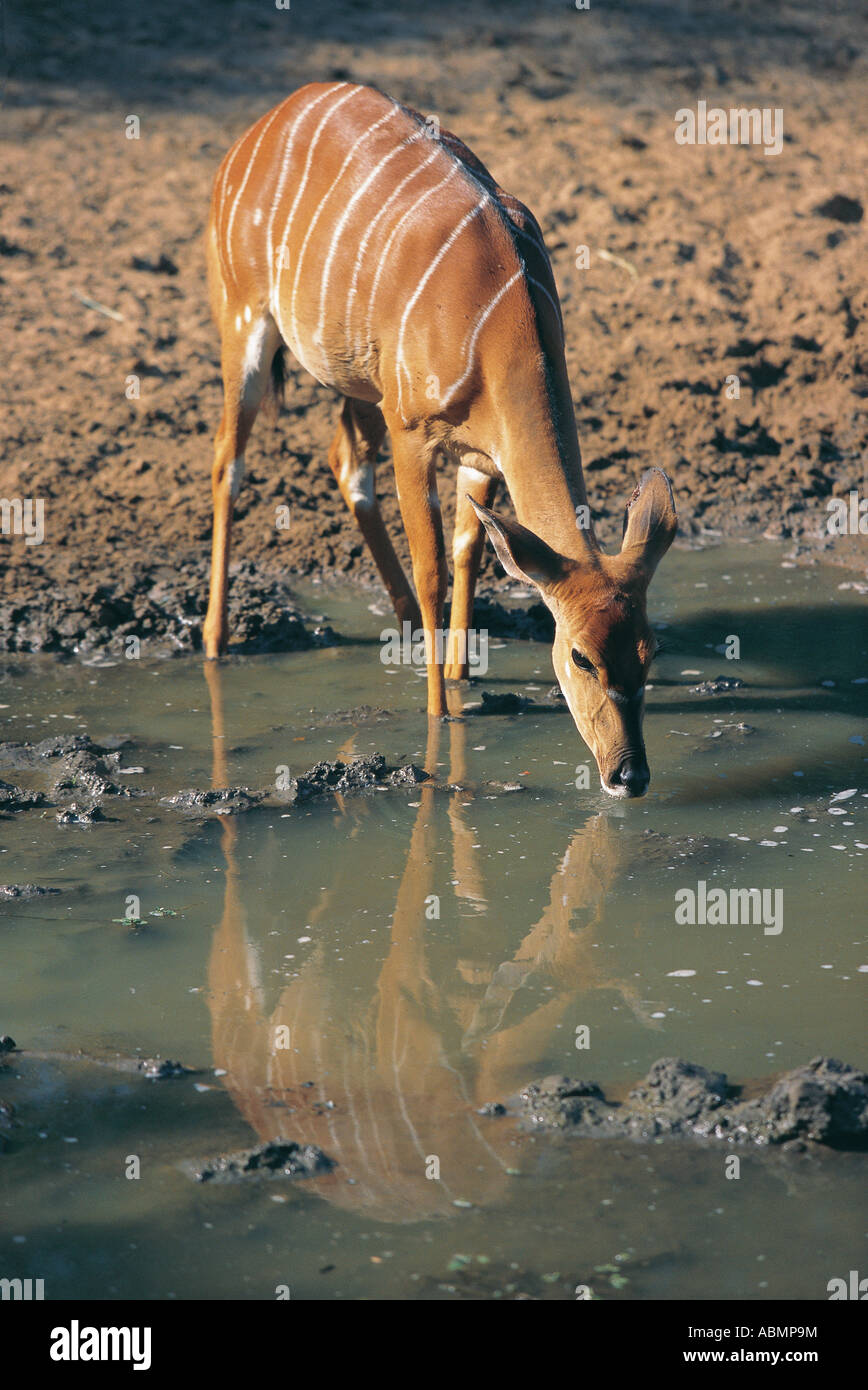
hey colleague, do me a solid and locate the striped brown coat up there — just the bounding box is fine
[204,82,676,797]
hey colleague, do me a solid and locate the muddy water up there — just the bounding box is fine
[0,542,865,1300]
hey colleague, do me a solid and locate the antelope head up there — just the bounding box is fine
[471,469,676,798]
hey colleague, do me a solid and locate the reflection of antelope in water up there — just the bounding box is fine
[204,668,660,1221]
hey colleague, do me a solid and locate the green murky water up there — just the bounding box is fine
[0,542,865,1300]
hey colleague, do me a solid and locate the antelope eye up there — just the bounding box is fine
[571,649,595,673]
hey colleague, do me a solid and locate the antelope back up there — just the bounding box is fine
[209,82,561,422]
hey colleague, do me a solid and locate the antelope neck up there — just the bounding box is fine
[487,350,597,564]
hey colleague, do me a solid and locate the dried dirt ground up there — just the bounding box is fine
[1,0,866,653]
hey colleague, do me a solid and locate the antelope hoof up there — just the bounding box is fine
[395,597,423,631]
[202,626,227,661]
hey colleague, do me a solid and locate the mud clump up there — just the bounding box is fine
[412,1259,604,1301]
[140,1058,195,1079]
[518,1077,612,1131]
[0,782,47,813]
[697,721,757,749]
[50,746,135,799]
[160,787,263,816]
[627,1058,729,1134]
[0,734,142,818]
[0,884,60,900]
[0,740,433,821]
[516,1057,868,1150]
[1,733,124,772]
[161,755,429,814]
[278,754,429,803]
[814,194,863,224]
[187,1139,334,1184]
[731,1057,868,1147]
[689,675,745,695]
[0,557,339,660]
[9,1048,199,1079]
[219,561,340,655]
[467,691,534,716]
[469,596,554,643]
[639,829,734,870]
[56,803,108,825]
[465,690,563,716]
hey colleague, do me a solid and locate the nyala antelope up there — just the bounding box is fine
[204,81,677,798]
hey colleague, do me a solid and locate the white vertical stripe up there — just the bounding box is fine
[440,269,523,407]
[343,145,441,352]
[288,105,405,362]
[314,128,426,348]
[223,98,290,286]
[264,84,348,301]
[361,163,460,354]
[424,149,563,339]
[215,144,245,285]
[272,85,365,344]
[395,194,490,420]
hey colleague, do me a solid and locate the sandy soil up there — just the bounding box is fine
[1,0,866,653]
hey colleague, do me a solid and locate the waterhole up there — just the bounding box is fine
[0,542,865,1299]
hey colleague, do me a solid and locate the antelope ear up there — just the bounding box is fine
[468,498,569,588]
[620,469,677,579]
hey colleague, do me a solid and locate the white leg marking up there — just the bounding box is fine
[454,532,478,556]
[227,457,245,500]
[241,318,270,396]
[343,464,375,509]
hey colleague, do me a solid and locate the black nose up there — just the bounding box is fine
[615,757,650,797]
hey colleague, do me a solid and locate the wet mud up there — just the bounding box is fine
[186,1140,335,1185]
[0,733,431,823]
[3,0,866,661]
[516,1056,868,1150]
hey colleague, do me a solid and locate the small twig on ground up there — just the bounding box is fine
[597,248,638,280]
[71,288,124,322]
